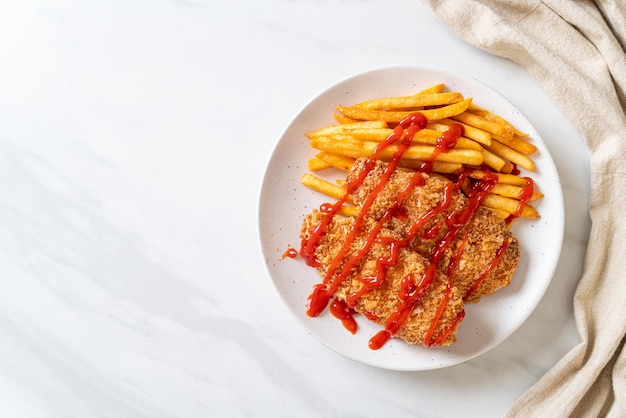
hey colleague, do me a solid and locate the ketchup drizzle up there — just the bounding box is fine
[303,113,428,317]
[282,247,298,259]
[463,237,512,300]
[505,177,534,224]
[424,278,455,346]
[301,113,506,348]
[330,298,357,334]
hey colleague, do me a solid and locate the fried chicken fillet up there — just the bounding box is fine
[347,158,520,303]
[301,211,464,346]
[300,158,521,348]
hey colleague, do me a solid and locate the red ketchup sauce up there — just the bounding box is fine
[505,177,534,224]
[463,237,512,300]
[300,112,506,349]
[282,247,298,259]
[330,298,357,334]
[302,113,428,316]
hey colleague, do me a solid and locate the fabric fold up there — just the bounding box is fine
[421,0,626,416]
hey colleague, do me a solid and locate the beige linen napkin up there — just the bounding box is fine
[421,0,626,416]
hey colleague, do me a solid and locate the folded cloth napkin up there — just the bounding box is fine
[421,0,626,416]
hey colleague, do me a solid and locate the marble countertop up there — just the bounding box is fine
[0,1,591,417]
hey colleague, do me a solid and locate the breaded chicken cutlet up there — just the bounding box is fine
[300,157,521,348]
[301,211,465,347]
[348,158,520,303]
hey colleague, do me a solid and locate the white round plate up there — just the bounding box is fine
[258,66,564,371]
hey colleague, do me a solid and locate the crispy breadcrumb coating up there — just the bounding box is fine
[301,211,464,346]
[347,158,520,303]
[300,158,521,347]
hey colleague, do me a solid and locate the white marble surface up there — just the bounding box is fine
[0,1,591,417]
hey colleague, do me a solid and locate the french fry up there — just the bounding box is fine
[483,193,540,219]
[397,160,462,174]
[500,162,515,174]
[323,127,482,151]
[302,84,542,221]
[379,143,483,165]
[333,113,359,124]
[347,128,398,141]
[451,111,506,137]
[317,128,394,142]
[489,207,513,220]
[459,179,539,218]
[308,157,331,171]
[336,98,473,123]
[433,118,491,146]
[308,136,370,158]
[491,183,543,201]
[491,133,537,155]
[413,131,483,150]
[480,148,508,172]
[468,106,519,138]
[412,127,483,150]
[355,92,464,110]
[316,152,355,172]
[426,121,454,132]
[301,173,354,204]
[484,139,535,171]
[309,136,484,166]
[337,205,357,217]
[468,169,532,187]
[306,121,388,138]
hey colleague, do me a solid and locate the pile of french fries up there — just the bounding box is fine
[301,83,542,222]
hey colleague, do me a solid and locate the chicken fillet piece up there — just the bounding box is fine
[301,210,465,347]
[347,158,520,303]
